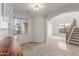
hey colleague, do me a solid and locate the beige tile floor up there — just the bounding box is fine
[21,36,79,56]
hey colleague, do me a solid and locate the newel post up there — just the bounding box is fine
[66,31,68,44]
[73,18,76,26]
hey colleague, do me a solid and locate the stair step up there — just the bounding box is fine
[74,28,79,29]
[74,29,79,31]
[73,30,79,32]
[73,29,79,31]
[70,39,79,42]
[68,27,79,45]
[72,32,79,34]
[75,27,79,29]
[72,34,79,37]
[69,40,79,45]
[71,34,79,37]
[72,35,79,37]
[71,37,79,39]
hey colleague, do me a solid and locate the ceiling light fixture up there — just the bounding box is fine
[33,4,40,11]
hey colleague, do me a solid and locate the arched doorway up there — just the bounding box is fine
[46,11,79,43]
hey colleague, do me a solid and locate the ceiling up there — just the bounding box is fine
[12,3,73,16]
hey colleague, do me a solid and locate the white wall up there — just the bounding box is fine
[49,12,79,37]
[0,4,8,41]
[46,4,79,37]
[13,13,46,43]
[0,4,2,16]
[32,15,46,42]
[8,4,79,43]
[46,4,79,21]
[13,13,32,44]
[46,20,53,37]
[8,4,14,36]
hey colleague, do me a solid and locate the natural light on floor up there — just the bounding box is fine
[57,41,68,51]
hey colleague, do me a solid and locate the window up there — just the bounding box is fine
[13,17,28,34]
[59,23,71,33]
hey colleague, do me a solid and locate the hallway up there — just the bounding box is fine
[22,36,79,56]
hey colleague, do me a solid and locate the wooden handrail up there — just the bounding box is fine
[66,18,76,43]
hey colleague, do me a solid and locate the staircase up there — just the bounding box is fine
[69,27,79,45]
[66,18,78,45]
[66,18,79,45]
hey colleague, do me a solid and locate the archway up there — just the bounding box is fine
[46,11,79,42]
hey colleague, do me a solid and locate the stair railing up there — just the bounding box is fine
[66,19,76,43]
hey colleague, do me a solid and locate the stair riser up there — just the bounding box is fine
[72,34,79,36]
[71,36,79,38]
[74,30,79,31]
[74,29,79,30]
[71,37,79,40]
[71,36,79,39]
[70,39,79,43]
[72,33,79,34]
[73,31,79,32]
[74,28,79,29]
[74,28,79,30]
[69,27,79,45]
[69,42,79,45]
[69,40,79,44]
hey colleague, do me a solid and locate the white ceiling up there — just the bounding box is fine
[12,3,72,16]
